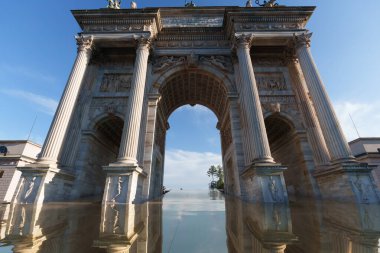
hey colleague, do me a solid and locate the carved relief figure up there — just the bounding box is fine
[100,74,132,92]
[268,176,281,202]
[353,176,369,202]
[24,176,37,201]
[256,73,287,90]
[200,55,232,72]
[153,56,185,73]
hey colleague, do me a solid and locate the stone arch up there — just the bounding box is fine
[264,114,314,197]
[145,67,241,198]
[88,112,125,132]
[151,62,236,95]
[72,115,124,200]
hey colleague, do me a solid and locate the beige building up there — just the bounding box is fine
[349,138,380,186]
[0,141,41,203]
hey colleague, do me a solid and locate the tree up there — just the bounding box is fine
[215,165,224,189]
[207,165,224,189]
[207,165,218,182]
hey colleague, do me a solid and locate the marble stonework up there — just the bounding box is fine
[10,5,380,204]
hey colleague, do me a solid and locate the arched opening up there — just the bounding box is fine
[265,115,313,197]
[147,69,240,198]
[74,115,124,200]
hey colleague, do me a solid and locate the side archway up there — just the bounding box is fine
[265,114,314,197]
[72,115,124,200]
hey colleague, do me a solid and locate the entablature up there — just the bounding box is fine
[71,6,315,49]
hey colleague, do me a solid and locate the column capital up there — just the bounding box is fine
[76,35,94,52]
[233,34,254,50]
[293,32,312,49]
[136,36,152,51]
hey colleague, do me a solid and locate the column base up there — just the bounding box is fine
[102,164,147,204]
[240,163,288,203]
[13,163,75,204]
[314,162,380,203]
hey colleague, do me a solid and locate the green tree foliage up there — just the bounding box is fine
[207,165,224,189]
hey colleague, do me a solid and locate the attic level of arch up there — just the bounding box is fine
[72,6,314,50]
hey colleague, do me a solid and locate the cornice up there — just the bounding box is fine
[224,6,314,39]
[72,8,162,37]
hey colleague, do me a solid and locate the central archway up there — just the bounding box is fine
[146,69,241,199]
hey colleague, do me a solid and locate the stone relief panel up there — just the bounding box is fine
[16,175,43,204]
[255,72,287,91]
[350,174,378,204]
[200,55,233,73]
[261,175,285,203]
[152,56,186,73]
[99,73,132,93]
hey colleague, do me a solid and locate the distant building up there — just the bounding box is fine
[349,138,380,186]
[0,140,41,203]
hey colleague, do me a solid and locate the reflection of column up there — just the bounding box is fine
[294,33,354,162]
[235,35,274,164]
[288,58,331,166]
[117,38,151,165]
[266,245,287,253]
[39,36,93,164]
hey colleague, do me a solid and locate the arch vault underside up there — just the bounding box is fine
[11,6,380,205]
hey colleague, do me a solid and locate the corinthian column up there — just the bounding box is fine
[235,35,274,164]
[39,36,93,164]
[294,33,355,162]
[117,38,151,165]
[288,58,331,166]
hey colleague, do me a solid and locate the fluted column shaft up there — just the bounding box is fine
[235,35,274,164]
[295,34,354,162]
[288,59,331,166]
[118,39,150,164]
[39,36,93,164]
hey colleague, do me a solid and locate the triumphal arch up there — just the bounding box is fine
[12,3,380,204]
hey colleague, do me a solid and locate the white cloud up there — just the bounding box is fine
[0,89,58,115]
[164,149,222,190]
[334,101,380,141]
[0,63,57,84]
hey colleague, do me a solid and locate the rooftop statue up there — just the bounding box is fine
[107,0,121,9]
[185,0,196,7]
[255,0,279,7]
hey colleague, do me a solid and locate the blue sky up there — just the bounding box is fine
[0,0,379,189]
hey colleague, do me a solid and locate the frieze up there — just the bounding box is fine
[100,74,132,92]
[161,16,223,28]
[260,95,295,104]
[252,57,286,66]
[83,24,152,33]
[255,72,287,91]
[237,22,303,31]
[155,40,230,48]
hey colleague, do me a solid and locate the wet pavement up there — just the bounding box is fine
[1,189,380,252]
